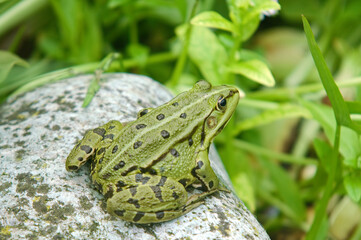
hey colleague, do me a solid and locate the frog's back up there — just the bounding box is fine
[94,90,211,182]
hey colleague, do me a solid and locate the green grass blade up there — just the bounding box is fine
[302,16,352,128]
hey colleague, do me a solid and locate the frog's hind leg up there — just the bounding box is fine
[65,120,123,171]
[106,173,192,223]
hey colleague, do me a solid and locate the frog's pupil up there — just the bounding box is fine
[219,98,226,107]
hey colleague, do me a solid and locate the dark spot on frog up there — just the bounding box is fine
[80,145,92,154]
[209,181,214,189]
[112,145,118,153]
[133,211,145,222]
[156,211,165,220]
[127,198,140,208]
[178,178,188,187]
[133,141,142,149]
[172,102,178,106]
[197,161,204,169]
[113,161,125,170]
[136,124,147,129]
[97,147,106,155]
[104,134,114,140]
[93,180,102,191]
[135,173,151,184]
[67,165,78,171]
[157,176,167,187]
[129,186,137,197]
[93,128,106,137]
[156,114,165,120]
[91,158,97,170]
[180,113,187,119]
[188,138,193,146]
[160,130,170,139]
[114,209,125,216]
[139,109,148,117]
[116,180,127,191]
[172,191,179,200]
[104,185,114,199]
[150,186,163,202]
[98,157,104,164]
[77,157,83,161]
[170,148,179,157]
[121,166,138,176]
[109,125,116,129]
[102,173,111,180]
[140,167,157,175]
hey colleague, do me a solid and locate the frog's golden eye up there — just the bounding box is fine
[216,96,227,111]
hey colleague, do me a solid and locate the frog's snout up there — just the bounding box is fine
[228,87,245,100]
[235,88,245,99]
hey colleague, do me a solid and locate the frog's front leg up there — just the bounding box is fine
[192,149,221,191]
[106,173,204,224]
[65,120,123,171]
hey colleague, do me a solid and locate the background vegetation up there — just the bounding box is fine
[1,0,361,239]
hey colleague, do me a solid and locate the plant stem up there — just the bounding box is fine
[233,139,318,165]
[306,124,341,239]
[9,51,177,97]
[247,77,361,101]
[168,0,199,87]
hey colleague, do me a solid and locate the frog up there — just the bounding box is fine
[65,80,242,224]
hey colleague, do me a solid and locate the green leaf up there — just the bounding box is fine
[346,101,361,114]
[244,0,280,22]
[82,53,121,107]
[313,139,333,173]
[82,73,101,108]
[258,156,306,222]
[227,59,275,86]
[302,101,361,166]
[0,50,28,83]
[302,16,354,129]
[191,11,238,34]
[233,173,256,211]
[177,25,228,85]
[228,0,280,41]
[344,172,361,202]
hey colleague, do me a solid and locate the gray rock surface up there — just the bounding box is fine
[0,73,270,240]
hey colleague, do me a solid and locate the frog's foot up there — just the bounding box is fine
[106,173,191,224]
[65,120,123,171]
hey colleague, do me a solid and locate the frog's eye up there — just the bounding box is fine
[216,96,227,111]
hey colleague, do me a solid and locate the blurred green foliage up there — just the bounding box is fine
[1,0,361,239]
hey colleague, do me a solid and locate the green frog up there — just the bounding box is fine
[66,80,242,224]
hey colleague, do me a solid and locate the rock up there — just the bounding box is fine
[0,73,270,239]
